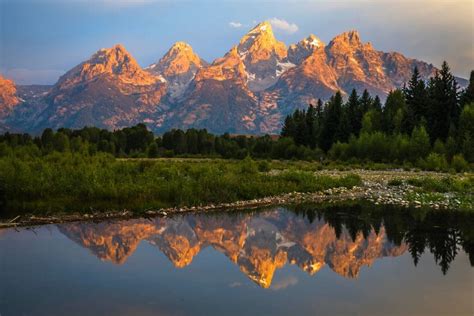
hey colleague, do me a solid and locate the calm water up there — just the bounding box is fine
[0,204,473,316]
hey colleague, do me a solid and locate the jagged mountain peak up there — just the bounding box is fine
[288,34,325,65]
[329,30,363,47]
[91,44,139,71]
[238,21,286,58]
[148,41,206,76]
[55,44,160,90]
[148,42,204,75]
[169,41,193,51]
[194,46,248,83]
[246,21,273,35]
[303,34,324,48]
[235,21,289,92]
[147,41,207,98]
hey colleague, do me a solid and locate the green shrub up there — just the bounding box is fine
[407,176,474,193]
[388,179,403,186]
[451,154,469,172]
[257,160,271,172]
[239,156,258,174]
[425,153,448,171]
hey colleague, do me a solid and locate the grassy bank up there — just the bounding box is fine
[0,154,361,214]
[403,176,473,210]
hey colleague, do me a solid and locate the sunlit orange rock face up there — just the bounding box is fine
[56,44,160,89]
[237,21,289,92]
[58,210,407,288]
[147,42,207,99]
[0,75,21,119]
[194,47,249,84]
[326,30,395,96]
[41,44,167,131]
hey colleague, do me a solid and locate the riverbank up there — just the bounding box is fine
[1,168,472,229]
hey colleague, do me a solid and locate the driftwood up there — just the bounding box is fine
[9,215,20,223]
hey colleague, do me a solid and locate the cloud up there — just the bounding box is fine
[229,281,242,288]
[269,18,299,34]
[270,276,298,290]
[229,21,243,28]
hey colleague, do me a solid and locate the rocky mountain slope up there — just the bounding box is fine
[1,21,466,134]
[147,41,207,99]
[0,75,21,120]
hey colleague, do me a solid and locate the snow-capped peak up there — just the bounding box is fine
[248,21,273,34]
[303,35,322,48]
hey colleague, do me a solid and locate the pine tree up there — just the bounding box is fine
[338,107,351,142]
[320,91,343,151]
[281,114,296,138]
[359,89,373,114]
[306,104,317,148]
[370,95,383,131]
[346,89,362,136]
[382,89,406,134]
[427,61,459,141]
[404,67,429,134]
[313,98,324,146]
[458,103,474,162]
[372,95,382,112]
[461,70,474,106]
[294,109,309,146]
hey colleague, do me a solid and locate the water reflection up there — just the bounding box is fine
[54,203,473,288]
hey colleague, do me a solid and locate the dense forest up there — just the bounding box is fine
[0,63,473,171]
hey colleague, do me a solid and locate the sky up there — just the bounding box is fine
[0,0,472,85]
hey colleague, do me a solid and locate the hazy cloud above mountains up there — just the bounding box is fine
[229,22,243,28]
[229,18,299,34]
[268,18,299,34]
[1,0,472,84]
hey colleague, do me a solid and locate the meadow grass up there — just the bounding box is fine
[0,154,361,213]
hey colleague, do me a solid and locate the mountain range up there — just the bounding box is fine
[0,21,467,134]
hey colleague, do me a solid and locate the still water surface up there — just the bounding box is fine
[0,204,473,315]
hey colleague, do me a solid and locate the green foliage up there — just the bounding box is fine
[461,70,474,106]
[239,156,258,174]
[257,160,271,172]
[424,153,448,171]
[409,125,431,162]
[403,66,429,134]
[0,155,363,213]
[458,103,474,162]
[407,176,474,193]
[451,154,469,173]
[388,179,403,186]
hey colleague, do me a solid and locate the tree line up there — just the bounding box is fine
[282,63,474,168]
[0,62,473,170]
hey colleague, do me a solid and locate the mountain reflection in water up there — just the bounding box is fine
[55,204,473,288]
